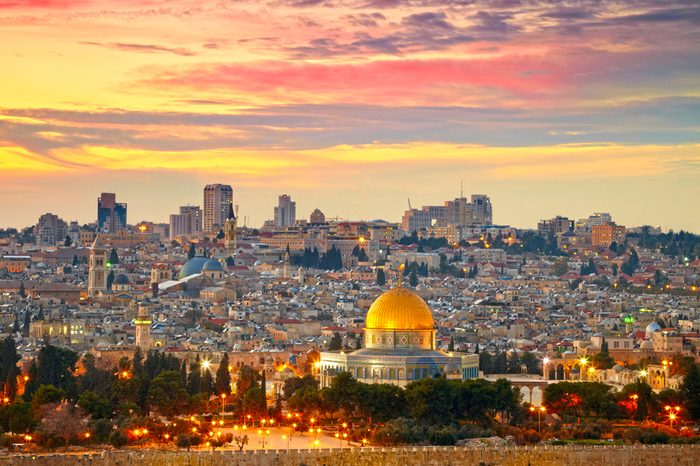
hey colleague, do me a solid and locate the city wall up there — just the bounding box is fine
[3,445,700,466]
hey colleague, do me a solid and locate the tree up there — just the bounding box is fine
[148,370,189,418]
[679,363,700,421]
[0,337,20,387]
[187,356,202,395]
[409,269,418,287]
[77,391,111,419]
[72,254,79,267]
[39,401,87,447]
[282,375,318,400]
[110,430,128,448]
[3,401,36,433]
[64,235,72,247]
[22,309,31,337]
[328,332,343,351]
[215,353,232,395]
[232,433,249,451]
[106,270,115,290]
[242,386,267,417]
[376,268,386,286]
[552,259,568,276]
[109,248,119,265]
[200,369,214,397]
[22,363,39,401]
[448,337,455,352]
[187,243,196,260]
[236,365,258,395]
[19,282,26,299]
[35,345,78,394]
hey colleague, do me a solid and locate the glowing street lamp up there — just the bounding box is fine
[578,357,588,380]
[529,406,546,434]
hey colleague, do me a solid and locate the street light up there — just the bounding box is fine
[578,357,588,380]
[665,405,681,428]
[529,406,546,434]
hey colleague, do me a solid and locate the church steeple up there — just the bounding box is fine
[224,202,237,258]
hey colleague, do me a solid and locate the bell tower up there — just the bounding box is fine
[88,235,108,297]
[224,202,237,258]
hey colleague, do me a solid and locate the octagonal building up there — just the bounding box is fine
[319,286,479,388]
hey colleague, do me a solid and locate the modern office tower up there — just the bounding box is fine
[538,216,574,237]
[203,184,233,231]
[169,205,202,240]
[224,202,237,257]
[35,213,68,246]
[310,208,326,224]
[97,193,127,233]
[470,194,493,225]
[88,235,108,297]
[274,194,296,227]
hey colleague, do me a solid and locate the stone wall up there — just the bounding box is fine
[2,444,699,466]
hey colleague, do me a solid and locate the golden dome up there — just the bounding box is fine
[365,287,434,330]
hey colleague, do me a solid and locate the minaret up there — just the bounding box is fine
[135,301,152,352]
[283,252,291,279]
[298,266,305,285]
[224,202,237,258]
[88,235,108,297]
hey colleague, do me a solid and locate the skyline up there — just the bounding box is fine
[1,0,699,230]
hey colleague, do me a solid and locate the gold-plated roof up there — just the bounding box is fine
[365,286,434,330]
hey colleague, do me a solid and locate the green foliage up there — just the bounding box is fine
[77,391,111,419]
[242,386,267,417]
[680,363,700,420]
[0,402,36,433]
[187,243,196,260]
[31,384,66,408]
[375,268,386,286]
[283,375,318,400]
[215,353,231,395]
[147,370,189,418]
[328,332,343,351]
[109,248,119,265]
[109,429,128,448]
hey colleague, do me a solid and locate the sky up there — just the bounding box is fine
[0,0,698,231]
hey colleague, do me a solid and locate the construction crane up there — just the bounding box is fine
[407,198,412,210]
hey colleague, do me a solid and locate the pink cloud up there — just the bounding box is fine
[143,55,572,106]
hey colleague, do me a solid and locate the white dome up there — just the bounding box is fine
[640,339,653,349]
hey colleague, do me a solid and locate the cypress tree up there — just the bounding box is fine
[188,243,196,260]
[215,353,231,395]
[109,248,119,265]
[22,310,31,337]
[376,268,386,286]
[19,282,26,299]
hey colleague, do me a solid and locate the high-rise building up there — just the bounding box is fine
[310,208,326,224]
[97,193,127,233]
[203,184,233,232]
[538,216,573,237]
[88,235,108,297]
[591,223,626,247]
[169,205,202,240]
[274,194,296,227]
[35,213,68,246]
[470,194,493,225]
[402,194,492,232]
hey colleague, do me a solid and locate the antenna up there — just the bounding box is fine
[407,198,412,210]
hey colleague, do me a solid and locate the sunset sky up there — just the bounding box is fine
[0,0,698,231]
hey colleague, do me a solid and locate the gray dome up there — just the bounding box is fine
[113,274,130,285]
[179,257,209,279]
[645,321,662,338]
[202,259,224,272]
